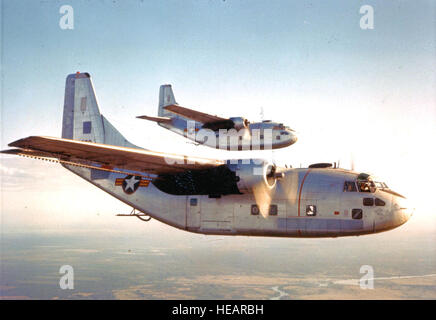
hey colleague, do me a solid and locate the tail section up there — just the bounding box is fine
[158,84,177,117]
[62,72,137,148]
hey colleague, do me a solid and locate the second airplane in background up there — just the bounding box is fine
[138,85,298,151]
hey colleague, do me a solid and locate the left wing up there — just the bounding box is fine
[1,136,224,174]
[136,115,172,124]
[164,104,227,124]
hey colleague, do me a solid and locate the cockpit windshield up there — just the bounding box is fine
[374,181,389,189]
[356,173,389,193]
[344,174,388,193]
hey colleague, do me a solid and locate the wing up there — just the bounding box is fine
[164,104,227,124]
[136,115,173,124]
[1,136,224,174]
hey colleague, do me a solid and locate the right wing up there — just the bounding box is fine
[164,104,227,124]
[1,136,224,174]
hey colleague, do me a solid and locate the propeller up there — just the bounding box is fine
[253,162,304,218]
[281,169,300,206]
[251,164,291,218]
[252,164,276,218]
[252,182,273,219]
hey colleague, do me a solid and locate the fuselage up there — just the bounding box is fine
[64,164,412,238]
[7,72,410,238]
[159,118,297,150]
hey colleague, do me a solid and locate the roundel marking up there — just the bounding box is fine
[122,175,141,194]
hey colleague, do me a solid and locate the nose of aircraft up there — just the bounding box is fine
[391,195,414,227]
[288,130,298,145]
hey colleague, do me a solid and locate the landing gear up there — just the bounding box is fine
[116,208,152,222]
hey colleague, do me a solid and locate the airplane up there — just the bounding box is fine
[137,85,298,151]
[1,72,413,238]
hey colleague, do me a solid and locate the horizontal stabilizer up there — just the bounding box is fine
[136,115,172,124]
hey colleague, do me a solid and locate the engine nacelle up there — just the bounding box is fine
[229,117,249,131]
[227,160,276,194]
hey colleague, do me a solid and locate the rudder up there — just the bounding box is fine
[62,72,137,148]
[158,84,177,118]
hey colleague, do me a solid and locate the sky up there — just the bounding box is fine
[1,0,435,233]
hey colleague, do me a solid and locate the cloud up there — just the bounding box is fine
[0,156,70,191]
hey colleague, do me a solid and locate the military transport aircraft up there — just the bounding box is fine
[137,85,298,150]
[1,72,413,237]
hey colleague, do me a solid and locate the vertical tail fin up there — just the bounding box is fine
[62,72,137,148]
[158,84,177,117]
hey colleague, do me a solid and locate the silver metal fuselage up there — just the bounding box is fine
[159,118,298,150]
[65,164,411,238]
[7,73,410,238]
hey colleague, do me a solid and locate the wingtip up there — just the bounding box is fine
[136,115,172,124]
[7,135,50,148]
[8,136,32,148]
[0,148,21,155]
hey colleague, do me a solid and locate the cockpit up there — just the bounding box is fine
[265,123,298,145]
[273,123,295,131]
[343,173,389,193]
[272,123,296,139]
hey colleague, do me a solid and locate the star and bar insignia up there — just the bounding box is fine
[115,175,150,194]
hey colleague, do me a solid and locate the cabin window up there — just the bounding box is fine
[375,198,386,206]
[269,204,278,216]
[306,205,317,216]
[251,204,260,215]
[190,198,198,206]
[276,136,281,140]
[363,198,374,206]
[352,209,363,219]
[343,181,357,192]
[83,121,92,134]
